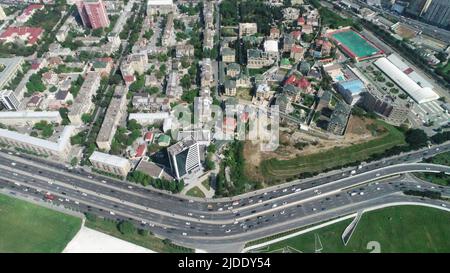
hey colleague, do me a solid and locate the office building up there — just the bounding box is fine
[0,111,62,125]
[96,85,127,151]
[89,151,131,177]
[0,126,74,159]
[68,72,101,125]
[423,0,450,27]
[0,90,20,110]
[167,138,202,180]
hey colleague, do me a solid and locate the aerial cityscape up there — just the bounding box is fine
[0,0,449,258]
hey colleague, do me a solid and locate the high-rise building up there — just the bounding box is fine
[423,0,450,27]
[0,90,20,110]
[406,0,433,16]
[76,0,110,29]
[167,138,202,181]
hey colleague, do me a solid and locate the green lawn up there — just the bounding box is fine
[257,206,450,253]
[186,186,206,198]
[202,180,211,191]
[260,120,405,181]
[0,194,82,253]
[415,151,450,186]
[85,217,193,253]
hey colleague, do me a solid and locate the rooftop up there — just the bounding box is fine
[90,151,131,168]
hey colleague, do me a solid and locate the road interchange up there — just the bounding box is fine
[0,143,449,251]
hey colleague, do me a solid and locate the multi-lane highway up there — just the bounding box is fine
[0,142,449,252]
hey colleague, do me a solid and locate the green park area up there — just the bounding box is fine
[84,215,193,253]
[186,186,206,198]
[260,120,406,181]
[256,206,450,253]
[0,194,82,253]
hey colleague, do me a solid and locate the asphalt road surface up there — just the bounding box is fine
[0,142,449,251]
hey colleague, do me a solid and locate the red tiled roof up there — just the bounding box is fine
[124,75,135,82]
[291,44,303,53]
[144,132,154,141]
[223,117,237,132]
[291,30,302,39]
[135,144,147,157]
[18,4,44,20]
[240,112,249,122]
[96,57,113,63]
[0,27,44,45]
[285,74,298,85]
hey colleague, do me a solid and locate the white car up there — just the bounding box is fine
[359,192,364,196]
[74,201,80,205]
[376,187,381,191]
[182,232,187,236]
[280,210,285,215]
[141,220,147,225]
[225,229,231,233]
[416,185,421,188]
[109,211,115,215]
[295,188,302,192]
[185,222,191,226]
[376,173,380,177]
[11,162,16,166]
[81,192,88,196]
[272,204,278,208]
[441,204,447,207]
[187,212,193,216]
[217,207,223,211]
[282,189,288,193]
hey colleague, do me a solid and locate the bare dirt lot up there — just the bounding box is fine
[244,116,379,181]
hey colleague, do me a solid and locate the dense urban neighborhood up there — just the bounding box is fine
[0,0,449,256]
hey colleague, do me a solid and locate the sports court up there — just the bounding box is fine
[331,30,380,59]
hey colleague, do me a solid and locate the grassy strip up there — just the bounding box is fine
[256,206,450,253]
[0,194,81,253]
[186,186,206,198]
[84,217,193,253]
[260,120,405,181]
[415,151,450,186]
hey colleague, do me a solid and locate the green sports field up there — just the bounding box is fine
[0,194,82,253]
[332,30,379,58]
[257,206,450,253]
